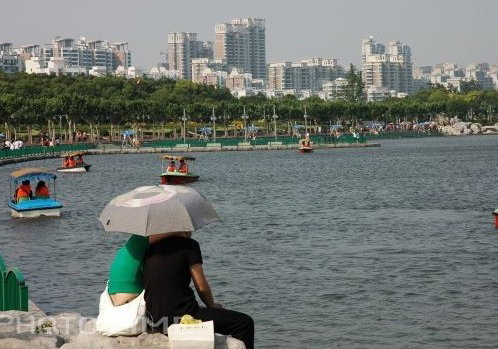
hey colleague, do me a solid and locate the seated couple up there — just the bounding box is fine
[15,180,50,203]
[107,232,254,349]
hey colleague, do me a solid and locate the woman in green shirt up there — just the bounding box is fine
[108,234,149,306]
[108,232,187,306]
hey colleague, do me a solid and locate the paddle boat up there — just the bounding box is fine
[9,168,63,218]
[298,138,314,153]
[160,154,199,185]
[57,152,91,173]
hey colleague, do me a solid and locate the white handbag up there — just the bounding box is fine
[95,286,146,336]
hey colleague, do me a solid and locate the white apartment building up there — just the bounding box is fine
[414,62,497,91]
[148,66,181,80]
[321,78,348,100]
[268,58,344,94]
[362,36,413,96]
[21,37,131,76]
[366,86,396,102]
[214,18,266,79]
[25,56,86,76]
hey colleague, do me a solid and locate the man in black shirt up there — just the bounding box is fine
[144,233,254,349]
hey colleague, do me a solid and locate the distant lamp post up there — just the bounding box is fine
[272,106,278,140]
[241,106,249,141]
[211,107,217,142]
[181,109,188,144]
[222,112,229,138]
[304,106,309,134]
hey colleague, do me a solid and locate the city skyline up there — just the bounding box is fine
[1,0,497,69]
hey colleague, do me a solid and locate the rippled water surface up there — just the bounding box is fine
[1,136,498,348]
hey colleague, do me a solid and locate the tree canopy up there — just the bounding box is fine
[0,72,497,131]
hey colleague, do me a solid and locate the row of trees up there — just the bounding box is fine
[0,71,498,142]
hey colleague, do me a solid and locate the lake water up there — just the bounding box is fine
[1,136,498,348]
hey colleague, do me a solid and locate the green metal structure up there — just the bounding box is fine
[0,252,29,311]
[143,133,369,148]
[0,144,96,160]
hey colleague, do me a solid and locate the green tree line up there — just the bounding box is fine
[1,72,497,141]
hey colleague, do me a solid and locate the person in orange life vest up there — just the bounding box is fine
[35,181,50,198]
[68,156,76,167]
[77,154,84,165]
[166,160,176,172]
[63,156,69,167]
[178,159,188,174]
[15,180,33,203]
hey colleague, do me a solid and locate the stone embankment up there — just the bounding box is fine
[0,301,245,349]
[0,142,380,167]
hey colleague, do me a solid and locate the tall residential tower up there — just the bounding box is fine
[167,32,212,80]
[361,36,413,95]
[214,18,266,79]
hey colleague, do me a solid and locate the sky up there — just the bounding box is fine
[1,0,497,69]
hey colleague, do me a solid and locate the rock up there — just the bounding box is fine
[215,334,246,349]
[59,332,170,349]
[0,307,65,348]
[50,313,91,342]
[0,335,63,349]
[0,307,245,349]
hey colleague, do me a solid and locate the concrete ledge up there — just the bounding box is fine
[0,143,381,166]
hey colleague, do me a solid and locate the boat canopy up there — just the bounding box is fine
[161,154,196,161]
[61,151,84,158]
[10,168,56,184]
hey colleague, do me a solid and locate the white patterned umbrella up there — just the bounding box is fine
[98,185,220,236]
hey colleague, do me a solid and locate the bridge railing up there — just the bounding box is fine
[0,252,29,311]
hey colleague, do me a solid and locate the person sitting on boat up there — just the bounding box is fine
[35,181,50,199]
[166,160,176,172]
[63,156,70,167]
[15,180,33,203]
[77,154,84,165]
[68,156,76,167]
[178,159,188,174]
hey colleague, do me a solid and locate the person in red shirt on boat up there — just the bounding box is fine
[166,160,176,172]
[77,154,84,165]
[35,181,50,199]
[63,156,69,167]
[68,156,76,167]
[15,180,33,203]
[178,159,188,174]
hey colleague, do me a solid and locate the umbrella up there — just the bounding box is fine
[98,185,220,236]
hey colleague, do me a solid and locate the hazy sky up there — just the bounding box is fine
[1,0,496,69]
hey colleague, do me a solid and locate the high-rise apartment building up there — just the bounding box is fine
[361,36,413,95]
[110,41,132,70]
[0,42,21,73]
[268,58,344,93]
[21,37,131,75]
[214,18,266,79]
[167,32,212,80]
